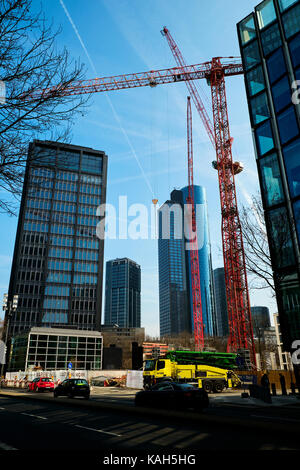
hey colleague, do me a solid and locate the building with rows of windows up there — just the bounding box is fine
[7,327,103,372]
[104,258,141,328]
[237,0,300,356]
[6,140,107,336]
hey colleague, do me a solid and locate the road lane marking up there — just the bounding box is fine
[21,413,47,420]
[75,424,121,437]
[251,414,300,423]
[0,441,18,450]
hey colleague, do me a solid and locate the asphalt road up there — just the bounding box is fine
[0,392,299,456]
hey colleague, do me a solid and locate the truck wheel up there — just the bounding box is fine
[203,381,213,394]
[213,382,224,393]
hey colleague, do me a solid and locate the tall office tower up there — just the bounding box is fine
[213,267,229,337]
[180,186,216,337]
[6,140,107,336]
[158,196,190,336]
[251,306,271,336]
[237,0,300,359]
[158,186,215,338]
[104,258,141,328]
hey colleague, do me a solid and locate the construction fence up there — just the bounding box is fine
[237,369,296,391]
[0,369,142,390]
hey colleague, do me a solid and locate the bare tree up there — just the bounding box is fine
[240,193,290,295]
[0,0,89,215]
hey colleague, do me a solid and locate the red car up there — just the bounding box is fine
[28,377,55,392]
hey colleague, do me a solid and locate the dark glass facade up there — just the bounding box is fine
[250,306,271,336]
[158,195,190,337]
[213,268,229,337]
[238,0,300,350]
[104,258,141,328]
[7,140,107,335]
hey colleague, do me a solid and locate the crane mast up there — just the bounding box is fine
[186,97,204,351]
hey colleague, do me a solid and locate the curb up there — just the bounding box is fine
[1,390,300,436]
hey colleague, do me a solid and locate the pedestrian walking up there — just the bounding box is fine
[279,373,287,395]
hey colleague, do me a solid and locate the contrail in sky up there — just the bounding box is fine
[59,0,154,197]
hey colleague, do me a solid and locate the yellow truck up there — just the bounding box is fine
[143,350,241,393]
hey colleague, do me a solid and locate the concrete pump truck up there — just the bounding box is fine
[143,350,242,393]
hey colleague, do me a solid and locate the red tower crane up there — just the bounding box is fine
[161,27,255,367]
[20,28,256,366]
[186,96,204,351]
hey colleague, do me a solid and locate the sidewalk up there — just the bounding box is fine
[210,393,300,407]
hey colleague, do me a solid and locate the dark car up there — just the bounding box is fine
[53,379,90,399]
[134,381,209,412]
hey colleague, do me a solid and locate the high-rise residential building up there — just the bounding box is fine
[250,306,271,336]
[158,186,215,337]
[180,186,216,337]
[213,267,229,337]
[104,258,141,328]
[6,140,107,336]
[237,0,300,357]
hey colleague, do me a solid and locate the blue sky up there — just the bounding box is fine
[0,0,278,335]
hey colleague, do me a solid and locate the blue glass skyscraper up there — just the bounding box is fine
[158,186,215,338]
[181,186,216,337]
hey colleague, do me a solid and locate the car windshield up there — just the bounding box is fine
[172,383,196,391]
[72,379,88,385]
[41,378,52,382]
[144,360,155,371]
[151,382,174,391]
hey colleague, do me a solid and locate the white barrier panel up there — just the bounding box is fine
[4,370,87,383]
[126,370,143,389]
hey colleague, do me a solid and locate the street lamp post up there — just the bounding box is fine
[1,294,18,378]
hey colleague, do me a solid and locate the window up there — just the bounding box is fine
[81,154,102,175]
[277,106,299,144]
[267,48,287,84]
[59,150,80,171]
[261,23,282,56]
[282,138,300,197]
[289,33,300,68]
[282,3,300,38]
[246,66,265,96]
[242,40,261,71]
[279,0,299,12]
[272,76,292,112]
[31,147,56,166]
[258,153,285,206]
[239,15,256,45]
[256,0,276,29]
[250,92,270,125]
[255,120,274,156]
[267,207,295,268]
